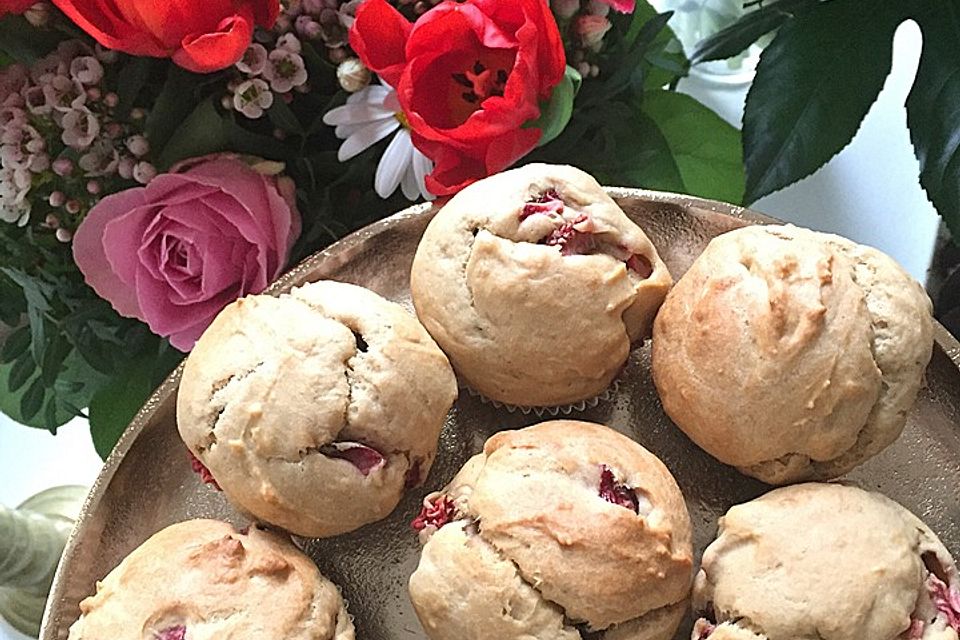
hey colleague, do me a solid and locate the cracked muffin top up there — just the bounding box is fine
[692,483,960,640]
[176,280,458,538]
[67,519,355,640]
[408,420,693,640]
[652,224,933,484]
[410,163,672,408]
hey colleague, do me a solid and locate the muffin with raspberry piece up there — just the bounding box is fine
[410,163,672,408]
[67,519,354,640]
[177,280,458,538]
[693,483,960,640]
[409,420,693,640]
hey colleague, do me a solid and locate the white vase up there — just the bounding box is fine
[0,486,86,638]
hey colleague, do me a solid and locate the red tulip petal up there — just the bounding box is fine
[172,9,254,73]
[0,0,37,16]
[51,0,167,56]
[253,0,280,27]
[349,0,410,88]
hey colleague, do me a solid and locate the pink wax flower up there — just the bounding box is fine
[73,154,301,351]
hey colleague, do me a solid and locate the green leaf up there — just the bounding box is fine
[0,16,61,63]
[146,67,209,159]
[0,338,107,433]
[7,349,35,392]
[602,11,675,99]
[224,115,294,160]
[906,0,960,239]
[89,359,156,459]
[531,66,581,148]
[40,335,72,386]
[0,267,52,312]
[115,57,154,121]
[0,325,29,364]
[267,98,306,136]
[691,0,819,63]
[742,0,906,203]
[157,98,228,169]
[640,90,745,203]
[20,377,45,421]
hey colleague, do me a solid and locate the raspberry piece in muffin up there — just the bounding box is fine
[411,164,672,408]
[409,420,693,640]
[177,280,458,538]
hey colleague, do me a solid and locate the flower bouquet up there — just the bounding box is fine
[0,0,743,456]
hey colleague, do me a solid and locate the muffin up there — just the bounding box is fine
[652,224,934,484]
[408,420,693,640]
[67,519,354,640]
[410,163,672,408]
[692,483,960,640]
[177,280,458,538]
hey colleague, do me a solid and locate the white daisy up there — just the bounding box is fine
[323,83,433,201]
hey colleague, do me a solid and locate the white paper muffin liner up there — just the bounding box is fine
[465,378,621,416]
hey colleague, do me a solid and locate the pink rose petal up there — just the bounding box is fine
[72,188,150,319]
[72,154,300,351]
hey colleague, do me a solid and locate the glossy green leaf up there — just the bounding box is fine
[157,98,228,169]
[906,0,960,239]
[0,15,61,64]
[533,66,581,148]
[146,67,208,159]
[742,0,906,203]
[268,98,306,136]
[89,359,155,459]
[115,57,154,121]
[691,0,818,63]
[640,90,745,203]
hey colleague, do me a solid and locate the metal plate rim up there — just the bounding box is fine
[40,188,960,639]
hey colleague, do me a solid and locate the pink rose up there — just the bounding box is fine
[73,154,301,351]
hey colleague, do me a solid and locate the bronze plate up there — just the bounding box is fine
[41,190,960,640]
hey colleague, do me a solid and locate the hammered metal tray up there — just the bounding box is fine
[41,190,960,640]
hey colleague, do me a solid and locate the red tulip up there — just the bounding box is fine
[50,0,280,73]
[0,0,36,17]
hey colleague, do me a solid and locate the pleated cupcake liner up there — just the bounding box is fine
[464,377,621,417]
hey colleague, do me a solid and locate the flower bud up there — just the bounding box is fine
[86,180,101,195]
[552,0,580,20]
[65,199,81,214]
[47,191,65,207]
[574,14,612,51]
[133,161,157,184]
[118,156,136,180]
[125,135,149,157]
[585,0,610,17]
[336,58,371,93]
[55,227,73,242]
[52,158,73,177]
[24,2,51,27]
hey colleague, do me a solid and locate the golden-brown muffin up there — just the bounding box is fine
[411,164,672,407]
[653,224,933,484]
[692,483,960,640]
[409,420,693,640]
[67,519,354,640]
[177,280,458,537]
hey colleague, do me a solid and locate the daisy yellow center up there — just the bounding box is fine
[395,111,411,129]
